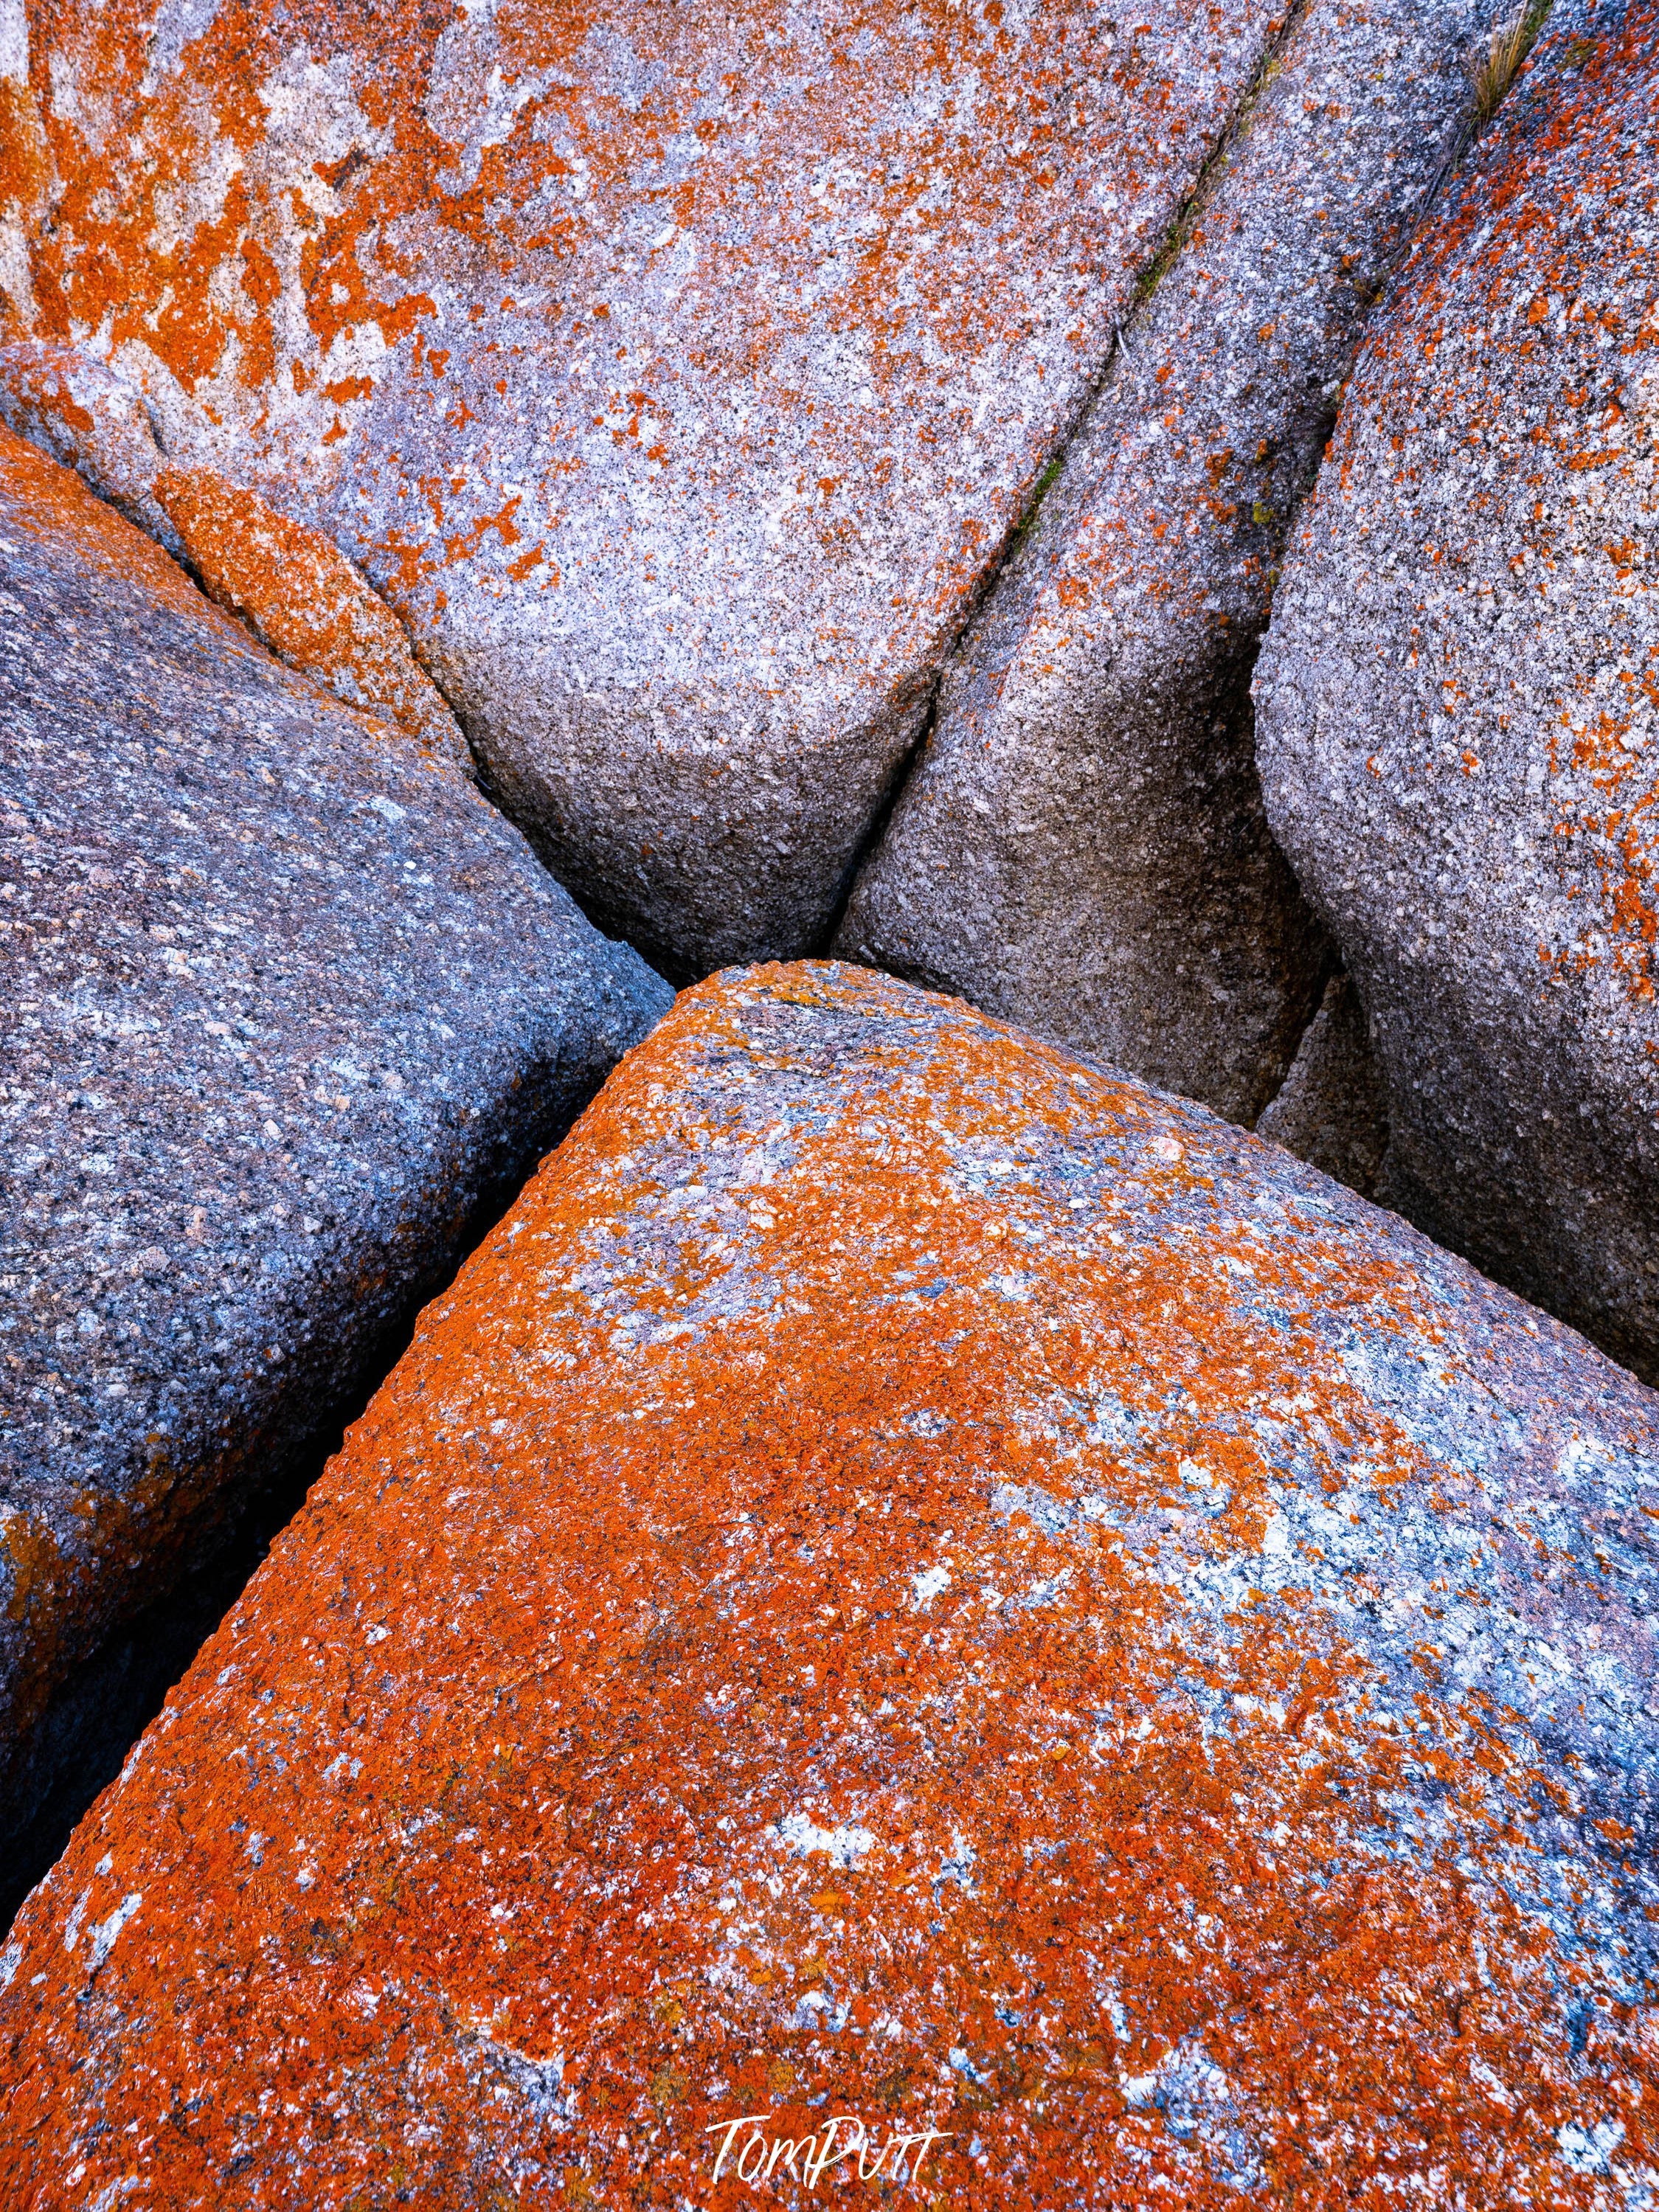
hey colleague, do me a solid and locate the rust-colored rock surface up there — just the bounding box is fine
[0,422,668,1900]
[3,963,1655,2208]
[836,0,1498,1126]
[1255,0,1659,1378]
[153,463,472,773]
[0,0,1284,974]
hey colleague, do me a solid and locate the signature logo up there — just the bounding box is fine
[703,2113,952,2191]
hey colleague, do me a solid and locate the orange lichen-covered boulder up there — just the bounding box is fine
[4,963,1657,2208]
[1255,0,1659,1377]
[153,463,472,774]
[0,0,1282,974]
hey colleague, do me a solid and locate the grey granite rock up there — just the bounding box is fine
[1255,0,1659,1379]
[0,424,671,1874]
[4,0,1286,977]
[837,0,1501,1124]
[1255,969,1391,1197]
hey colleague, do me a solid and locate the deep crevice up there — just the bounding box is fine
[0,1127,569,1936]
[816,0,1317,965]
[817,688,943,959]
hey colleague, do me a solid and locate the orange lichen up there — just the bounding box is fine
[1,965,1652,2208]
[153,464,471,772]
[1300,2,1659,1005]
[0,77,49,229]
[0,417,219,617]
[0,0,1281,997]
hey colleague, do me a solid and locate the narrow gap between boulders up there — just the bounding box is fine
[1249,0,1555,1122]
[818,0,1316,975]
[817,690,943,958]
[0,1118,586,1934]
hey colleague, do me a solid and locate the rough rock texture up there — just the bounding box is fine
[0,346,471,763]
[1255,0,1659,1380]
[0,423,670,1883]
[1255,970,1391,1197]
[835,0,1499,1123]
[4,961,1655,2208]
[153,464,472,773]
[0,0,1287,975]
[0,339,186,556]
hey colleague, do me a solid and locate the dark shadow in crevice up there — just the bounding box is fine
[816,688,943,961]
[0,1131,564,1937]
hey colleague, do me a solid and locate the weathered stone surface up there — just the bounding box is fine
[1255,970,1391,1199]
[835,0,1498,1123]
[0,423,670,1876]
[0,339,185,555]
[1255,0,1659,1379]
[3,962,1655,2207]
[0,345,472,763]
[153,463,472,773]
[0,0,1286,975]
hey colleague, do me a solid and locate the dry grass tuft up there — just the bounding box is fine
[1472,0,1553,125]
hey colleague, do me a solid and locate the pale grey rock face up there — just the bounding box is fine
[1255,0,1659,1381]
[8,0,1283,978]
[1255,970,1391,1198]
[836,0,1501,1124]
[0,426,671,1879]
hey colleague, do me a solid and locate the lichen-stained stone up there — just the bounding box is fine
[0,424,670,1873]
[0,0,1284,976]
[836,0,1500,1126]
[1254,0,1659,1381]
[0,339,187,558]
[153,464,474,774]
[0,347,473,766]
[4,961,1656,2209]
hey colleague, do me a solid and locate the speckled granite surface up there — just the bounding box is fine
[838,0,1500,1126]
[3,963,1654,2207]
[1256,0,1659,1377]
[0,0,1281,976]
[0,423,670,1867]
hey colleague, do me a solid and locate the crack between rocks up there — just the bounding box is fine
[5,410,519,853]
[0,1088,605,1932]
[821,0,1318,968]
[817,688,942,958]
[1252,0,1556,1124]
